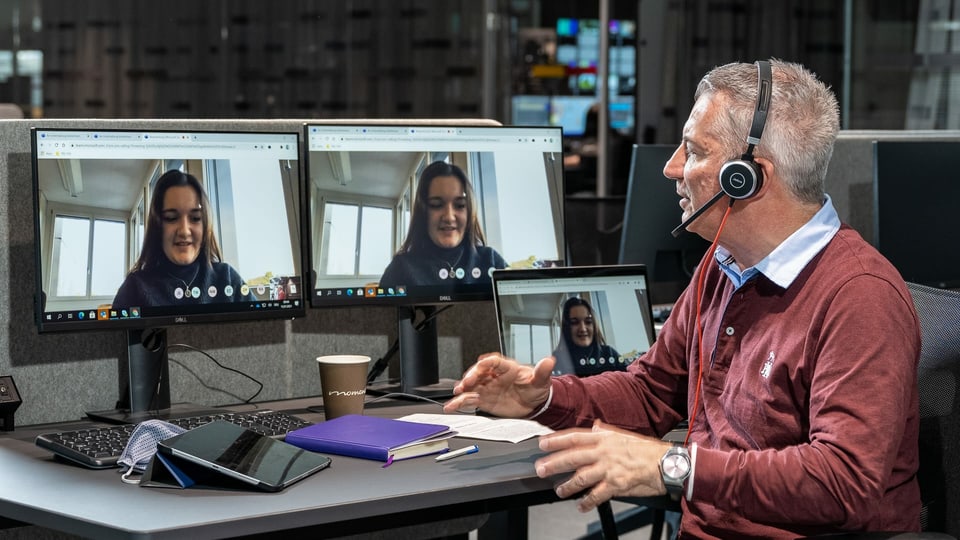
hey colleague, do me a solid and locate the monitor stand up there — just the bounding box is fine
[366,306,456,401]
[366,380,458,401]
[85,402,222,425]
[85,328,217,424]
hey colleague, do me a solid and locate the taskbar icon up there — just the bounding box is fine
[44,306,141,323]
[316,286,408,299]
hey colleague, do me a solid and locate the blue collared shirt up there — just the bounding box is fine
[715,194,841,290]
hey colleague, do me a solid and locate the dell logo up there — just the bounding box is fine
[174,316,188,323]
[439,295,452,302]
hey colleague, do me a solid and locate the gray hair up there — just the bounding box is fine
[694,59,839,204]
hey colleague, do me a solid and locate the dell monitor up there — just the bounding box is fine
[873,140,960,289]
[32,128,305,420]
[304,124,565,396]
[619,144,710,306]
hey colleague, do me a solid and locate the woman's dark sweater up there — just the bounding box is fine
[379,243,507,290]
[112,258,255,308]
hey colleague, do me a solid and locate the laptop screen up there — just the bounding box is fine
[492,265,656,376]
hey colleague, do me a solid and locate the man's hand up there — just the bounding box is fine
[442,353,555,418]
[534,420,674,512]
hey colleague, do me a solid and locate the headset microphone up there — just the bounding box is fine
[670,190,725,238]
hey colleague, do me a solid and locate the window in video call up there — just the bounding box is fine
[33,128,304,332]
[304,124,566,307]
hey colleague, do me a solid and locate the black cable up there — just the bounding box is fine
[168,343,265,403]
[367,340,401,385]
[366,305,453,384]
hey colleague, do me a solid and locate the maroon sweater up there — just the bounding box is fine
[538,225,921,538]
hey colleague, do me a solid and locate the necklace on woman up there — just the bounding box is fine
[169,266,201,298]
[441,248,464,279]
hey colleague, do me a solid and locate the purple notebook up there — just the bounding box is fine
[284,414,452,462]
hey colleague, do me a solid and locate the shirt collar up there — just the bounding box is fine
[716,194,841,289]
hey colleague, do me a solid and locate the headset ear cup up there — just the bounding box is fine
[719,159,763,200]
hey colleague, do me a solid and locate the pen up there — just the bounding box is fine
[435,444,479,462]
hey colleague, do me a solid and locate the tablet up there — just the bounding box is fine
[157,420,332,492]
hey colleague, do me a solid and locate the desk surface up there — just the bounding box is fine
[0,399,560,539]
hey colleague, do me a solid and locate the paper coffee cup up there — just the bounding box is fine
[316,355,371,420]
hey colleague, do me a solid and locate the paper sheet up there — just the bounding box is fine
[397,413,553,443]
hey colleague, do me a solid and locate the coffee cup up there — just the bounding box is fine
[316,355,370,420]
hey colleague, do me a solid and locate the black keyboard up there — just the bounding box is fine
[35,410,313,470]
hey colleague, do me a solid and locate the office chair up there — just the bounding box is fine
[590,496,679,540]
[589,282,960,540]
[907,282,960,537]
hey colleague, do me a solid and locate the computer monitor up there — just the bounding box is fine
[32,128,305,420]
[511,95,551,126]
[619,144,710,306]
[548,95,634,137]
[550,95,596,137]
[609,96,634,132]
[873,140,960,289]
[304,124,566,396]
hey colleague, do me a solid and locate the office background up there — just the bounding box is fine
[0,0,955,427]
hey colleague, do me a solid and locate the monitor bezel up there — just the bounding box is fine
[31,126,307,334]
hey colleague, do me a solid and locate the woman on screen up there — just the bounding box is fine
[552,296,624,376]
[379,161,507,289]
[112,170,256,308]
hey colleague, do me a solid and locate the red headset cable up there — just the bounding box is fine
[684,200,734,446]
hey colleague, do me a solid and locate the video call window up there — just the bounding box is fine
[493,269,655,376]
[33,129,303,331]
[305,125,566,306]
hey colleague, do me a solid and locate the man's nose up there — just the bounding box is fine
[663,145,685,181]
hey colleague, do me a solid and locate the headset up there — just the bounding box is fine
[671,60,773,237]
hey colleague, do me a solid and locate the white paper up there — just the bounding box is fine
[398,413,553,443]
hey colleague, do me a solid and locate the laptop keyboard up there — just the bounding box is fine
[35,410,313,469]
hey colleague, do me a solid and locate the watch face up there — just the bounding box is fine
[663,453,691,480]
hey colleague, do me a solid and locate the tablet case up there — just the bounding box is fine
[141,420,332,492]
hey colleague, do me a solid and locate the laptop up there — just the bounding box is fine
[491,265,657,376]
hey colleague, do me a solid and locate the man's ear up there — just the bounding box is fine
[752,156,774,197]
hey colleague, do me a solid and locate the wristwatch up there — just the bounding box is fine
[659,444,691,500]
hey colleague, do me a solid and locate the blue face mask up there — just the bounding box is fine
[118,419,187,484]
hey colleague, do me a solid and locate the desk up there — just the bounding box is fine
[0,400,560,539]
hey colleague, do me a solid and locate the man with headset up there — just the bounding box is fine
[444,59,921,537]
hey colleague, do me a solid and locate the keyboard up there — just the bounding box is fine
[35,410,313,470]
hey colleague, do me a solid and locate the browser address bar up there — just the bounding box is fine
[71,142,239,149]
[497,279,646,295]
[337,135,504,143]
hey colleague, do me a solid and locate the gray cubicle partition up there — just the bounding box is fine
[0,119,501,427]
[825,129,960,246]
